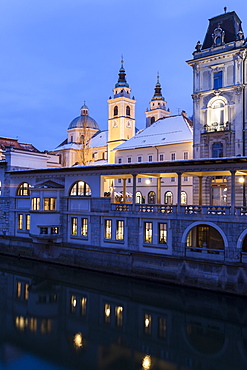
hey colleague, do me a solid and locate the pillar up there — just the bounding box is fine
[231,170,236,214]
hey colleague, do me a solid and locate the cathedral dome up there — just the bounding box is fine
[68,104,100,131]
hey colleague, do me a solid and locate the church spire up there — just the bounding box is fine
[115,57,129,88]
[151,74,165,101]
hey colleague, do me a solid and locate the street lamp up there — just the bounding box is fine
[239,176,246,207]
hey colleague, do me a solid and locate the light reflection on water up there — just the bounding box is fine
[0,255,247,369]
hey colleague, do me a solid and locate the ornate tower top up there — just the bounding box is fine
[151,74,165,102]
[115,58,129,88]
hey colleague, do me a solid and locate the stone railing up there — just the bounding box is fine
[186,246,225,261]
[203,121,230,133]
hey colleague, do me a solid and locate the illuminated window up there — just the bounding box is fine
[29,318,37,332]
[51,227,59,234]
[81,218,88,237]
[41,319,52,334]
[81,297,87,316]
[18,214,23,230]
[71,295,77,313]
[159,317,167,339]
[70,181,91,196]
[115,306,123,327]
[44,198,56,211]
[16,282,21,298]
[24,284,29,300]
[26,214,30,230]
[136,191,142,204]
[116,220,124,240]
[159,223,167,244]
[105,220,112,239]
[148,191,155,204]
[114,106,118,116]
[126,106,130,116]
[144,314,152,334]
[181,191,187,205]
[144,222,152,243]
[104,304,111,323]
[32,197,40,210]
[165,191,173,205]
[17,182,30,196]
[214,71,222,89]
[71,217,78,236]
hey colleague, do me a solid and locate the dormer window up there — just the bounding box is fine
[214,71,222,89]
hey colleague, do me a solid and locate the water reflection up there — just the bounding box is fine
[0,256,246,369]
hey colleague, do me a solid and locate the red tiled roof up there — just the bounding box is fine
[0,137,39,152]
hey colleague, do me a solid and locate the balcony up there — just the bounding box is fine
[202,121,230,133]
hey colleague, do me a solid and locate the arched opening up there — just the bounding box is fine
[69,181,91,197]
[126,106,130,116]
[186,224,224,254]
[150,116,155,125]
[242,234,247,252]
[114,106,118,116]
[164,191,173,205]
[16,182,31,196]
[136,191,142,204]
[211,177,227,206]
[181,191,187,205]
[212,142,223,158]
[148,191,156,204]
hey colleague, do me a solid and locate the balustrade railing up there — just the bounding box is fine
[110,202,246,217]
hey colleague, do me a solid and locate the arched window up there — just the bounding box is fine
[69,181,91,197]
[164,191,173,205]
[148,191,156,204]
[136,191,142,204]
[186,224,224,253]
[212,142,223,158]
[114,106,118,116]
[126,106,130,116]
[151,117,155,125]
[16,182,31,196]
[212,100,224,124]
[181,191,187,205]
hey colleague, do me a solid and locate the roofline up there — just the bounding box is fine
[7,156,247,176]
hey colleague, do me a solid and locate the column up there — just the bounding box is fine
[132,174,137,210]
[177,172,181,213]
[231,170,236,215]
[198,176,203,205]
[157,177,161,204]
[123,179,127,203]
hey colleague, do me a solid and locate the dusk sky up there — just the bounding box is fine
[1,1,247,151]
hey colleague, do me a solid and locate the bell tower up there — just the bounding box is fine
[107,59,136,164]
[187,10,247,159]
[145,75,170,127]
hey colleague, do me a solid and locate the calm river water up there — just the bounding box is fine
[0,255,246,370]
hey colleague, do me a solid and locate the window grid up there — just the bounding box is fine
[144,222,152,243]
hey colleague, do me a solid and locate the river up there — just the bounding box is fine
[0,255,246,369]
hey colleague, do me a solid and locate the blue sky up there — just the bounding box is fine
[0,0,247,151]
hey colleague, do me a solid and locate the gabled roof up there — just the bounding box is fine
[0,137,39,152]
[34,180,64,189]
[114,115,192,151]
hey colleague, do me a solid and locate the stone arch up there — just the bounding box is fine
[181,221,228,249]
[237,229,247,250]
[16,182,31,196]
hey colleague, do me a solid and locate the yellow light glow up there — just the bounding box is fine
[105,308,110,317]
[71,296,77,307]
[145,318,150,327]
[239,177,245,184]
[145,179,151,185]
[142,355,151,370]
[74,333,83,349]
